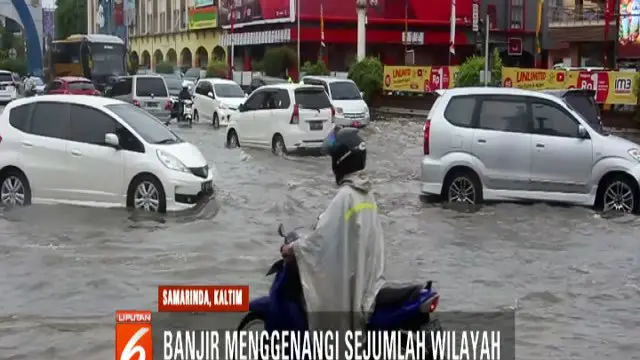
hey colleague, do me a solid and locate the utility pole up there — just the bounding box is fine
[483,13,489,86]
[296,0,301,79]
[355,0,367,61]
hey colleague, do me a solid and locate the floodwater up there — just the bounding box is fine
[0,120,639,359]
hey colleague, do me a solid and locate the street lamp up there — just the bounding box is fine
[356,0,377,61]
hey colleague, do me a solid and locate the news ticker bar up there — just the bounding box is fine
[116,311,516,360]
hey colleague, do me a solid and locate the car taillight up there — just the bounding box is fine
[133,99,141,107]
[423,119,431,155]
[420,294,439,313]
[290,104,299,124]
[164,100,172,110]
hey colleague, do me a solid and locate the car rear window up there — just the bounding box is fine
[0,73,13,82]
[564,94,600,123]
[136,77,168,97]
[443,96,476,127]
[294,88,332,109]
[68,81,95,91]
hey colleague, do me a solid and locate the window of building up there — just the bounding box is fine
[510,0,524,30]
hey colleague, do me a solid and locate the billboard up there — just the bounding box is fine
[217,0,472,27]
[42,8,55,39]
[188,6,218,29]
[218,0,292,26]
[195,0,215,6]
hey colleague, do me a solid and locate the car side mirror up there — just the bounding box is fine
[360,91,364,98]
[105,133,120,148]
[207,91,214,98]
[238,104,245,112]
[578,125,589,139]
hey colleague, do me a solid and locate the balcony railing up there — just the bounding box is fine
[549,6,606,27]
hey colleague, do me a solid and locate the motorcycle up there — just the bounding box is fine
[181,99,194,124]
[237,224,442,337]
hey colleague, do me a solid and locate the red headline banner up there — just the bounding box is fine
[157,285,250,312]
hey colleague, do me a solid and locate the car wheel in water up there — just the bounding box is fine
[0,169,31,207]
[237,312,266,331]
[128,175,167,213]
[272,134,287,156]
[227,129,239,148]
[600,175,639,214]
[213,113,220,129]
[444,170,482,205]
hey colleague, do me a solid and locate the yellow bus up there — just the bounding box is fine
[51,34,127,89]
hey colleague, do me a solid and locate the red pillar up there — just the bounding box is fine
[244,48,251,71]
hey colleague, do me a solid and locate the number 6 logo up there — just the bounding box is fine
[120,328,150,360]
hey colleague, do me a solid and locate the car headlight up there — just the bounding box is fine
[628,148,640,162]
[364,108,370,116]
[219,102,229,109]
[156,149,190,173]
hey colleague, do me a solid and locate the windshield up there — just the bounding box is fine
[0,73,12,82]
[68,81,96,91]
[184,68,201,79]
[214,83,244,98]
[106,104,182,144]
[163,77,183,96]
[136,77,168,97]
[329,81,361,100]
[90,43,126,76]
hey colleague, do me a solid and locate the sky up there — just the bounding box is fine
[43,0,55,8]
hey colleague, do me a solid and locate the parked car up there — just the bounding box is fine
[193,78,247,128]
[0,70,22,103]
[225,84,335,154]
[248,76,287,93]
[46,77,101,96]
[543,89,602,131]
[108,75,173,120]
[0,95,214,212]
[420,87,640,213]
[302,76,369,128]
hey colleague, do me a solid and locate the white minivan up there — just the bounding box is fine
[193,78,247,128]
[302,76,369,128]
[0,95,214,213]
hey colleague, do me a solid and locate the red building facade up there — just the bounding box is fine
[218,0,475,72]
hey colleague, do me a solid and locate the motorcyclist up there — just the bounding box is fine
[24,73,36,97]
[280,126,385,331]
[177,84,192,121]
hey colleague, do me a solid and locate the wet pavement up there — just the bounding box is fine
[0,119,639,359]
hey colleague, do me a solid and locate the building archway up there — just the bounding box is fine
[154,49,164,66]
[3,0,43,74]
[212,46,225,61]
[195,47,208,68]
[166,49,178,64]
[141,51,151,68]
[130,51,140,67]
[180,48,192,68]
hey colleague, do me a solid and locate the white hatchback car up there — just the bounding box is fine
[0,95,214,213]
[0,70,21,103]
[193,78,247,128]
[225,84,335,154]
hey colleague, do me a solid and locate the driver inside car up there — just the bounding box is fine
[280,126,385,331]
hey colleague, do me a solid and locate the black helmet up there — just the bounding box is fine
[321,126,366,184]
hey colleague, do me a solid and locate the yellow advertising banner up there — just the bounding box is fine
[383,65,638,105]
[383,66,459,92]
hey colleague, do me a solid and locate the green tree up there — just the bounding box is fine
[0,26,14,52]
[301,60,330,76]
[348,57,383,105]
[206,60,229,78]
[455,48,503,87]
[155,61,174,74]
[55,0,88,39]
[262,46,297,77]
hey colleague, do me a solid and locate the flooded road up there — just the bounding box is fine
[0,120,639,359]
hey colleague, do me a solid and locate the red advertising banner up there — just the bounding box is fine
[218,0,473,26]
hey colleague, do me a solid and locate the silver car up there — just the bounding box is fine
[109,75,172,119]
[421,87,640,214]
